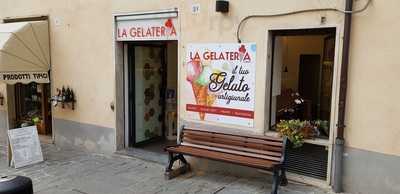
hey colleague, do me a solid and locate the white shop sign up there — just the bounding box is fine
[116,14,178,41]
[0,72,50,84]
[8,126,44,168]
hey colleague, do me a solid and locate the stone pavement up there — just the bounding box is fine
[0,143,333,194]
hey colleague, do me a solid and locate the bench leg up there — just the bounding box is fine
[177,154,188,164]
[271,167,280,194]
[165,152,175,173]
[165,153,190,180]
[166,153,188,171]
[280,167,288,186]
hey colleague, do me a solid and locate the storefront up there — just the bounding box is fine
[109,2,384,192]
[112,7,339,186]
[115,10,179,152]
[0,19,52,144]
[2,0,400,193]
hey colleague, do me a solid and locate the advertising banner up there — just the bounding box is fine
[184,43,256,127]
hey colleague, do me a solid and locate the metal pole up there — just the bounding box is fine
[333,0,353,192]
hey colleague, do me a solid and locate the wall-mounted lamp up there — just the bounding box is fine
[216,0,229,13]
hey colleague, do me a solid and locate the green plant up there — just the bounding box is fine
[314,120,329,135]
[276,120,305,148]
[32,116,41,125]
[277,119,327,148]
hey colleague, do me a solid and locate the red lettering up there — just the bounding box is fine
[120,28,127,38]
[146,28,152,37]
[155,27,160,37]
[228,52,232,60]
[243,53,251,62]
[139,27,143,37]
[161,27,166,36]
[195,52,200,60]
[129,27,136,37]
[234,52,239,60]
[203,52,210,60]
[218,52,225,60]
[122,23,176,39]
[170,26,176,36]
[210,52,216,60]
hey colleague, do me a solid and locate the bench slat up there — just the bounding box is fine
[181,141,282,162]
[184,130,283,147]
[166,145,279,170]
[182,136,282,158]
[183,133,283,152]
[185,128,282,142]
[183,131,283,151]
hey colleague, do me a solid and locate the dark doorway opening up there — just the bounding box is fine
[125,41,178,158]
[298,54,322,120]
[8,82,52,143]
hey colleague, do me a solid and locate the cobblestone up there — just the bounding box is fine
[0,143,332,194]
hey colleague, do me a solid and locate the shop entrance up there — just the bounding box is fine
[268,28,337,182]
[126,41,178,154]
[7,83,53,143]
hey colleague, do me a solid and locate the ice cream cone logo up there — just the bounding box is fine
[238,45,246,62]
[164,18,177,37]
[186,60,217,120]
[191,83,208,120]
[186,60,202,82]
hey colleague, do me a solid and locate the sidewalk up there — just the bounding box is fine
[0,143,332,194]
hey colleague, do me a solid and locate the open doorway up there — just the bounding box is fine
[126,41,178,155]
[268,28,336,180]
[7,83,52,144]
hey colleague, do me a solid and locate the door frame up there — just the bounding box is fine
[113,9,180,150]
[265,26,341,185]
[126,42,168,147]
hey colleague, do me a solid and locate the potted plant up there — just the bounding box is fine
[276,120,320,148]
[32,116,45,134]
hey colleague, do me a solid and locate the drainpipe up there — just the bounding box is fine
[333,0,353,192]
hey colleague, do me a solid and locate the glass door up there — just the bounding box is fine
[128,45,166,145]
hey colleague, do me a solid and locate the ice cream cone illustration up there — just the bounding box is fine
[186,60,217,120]
[186,60,201,82]
[191,83,208,120]
[207,94,216,106]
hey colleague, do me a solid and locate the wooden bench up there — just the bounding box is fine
[165,127,288,194]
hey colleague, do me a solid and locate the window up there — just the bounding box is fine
[269,28,336,139]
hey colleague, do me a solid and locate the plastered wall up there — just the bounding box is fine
[0,0,115,129]
[345,0,400,156]
[1,0,400,158]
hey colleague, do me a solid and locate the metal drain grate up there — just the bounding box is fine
[285,143,328,180]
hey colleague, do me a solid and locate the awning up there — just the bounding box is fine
[0,21,50,84]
